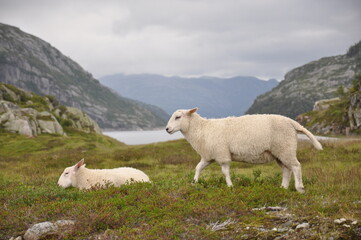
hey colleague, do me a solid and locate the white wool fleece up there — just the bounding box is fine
[58,159,150,190]
[166,108,322,193]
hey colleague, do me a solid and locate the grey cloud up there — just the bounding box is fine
[0,0,360,79]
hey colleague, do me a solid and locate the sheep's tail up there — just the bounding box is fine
[291,120,323,150]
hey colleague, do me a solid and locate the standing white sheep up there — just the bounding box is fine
[58,159,150,190]
[166,108,322,193]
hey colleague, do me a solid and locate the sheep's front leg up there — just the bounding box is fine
[221,162,233,187]
[193,159,211,183]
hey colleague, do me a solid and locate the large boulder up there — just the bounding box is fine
[23,220,75,240]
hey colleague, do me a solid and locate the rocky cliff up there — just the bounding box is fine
[0,82,101,137]
[296,75,361,135]
[246,40,361,118]
[0,23,168,130]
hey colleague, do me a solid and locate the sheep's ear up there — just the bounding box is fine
[187,107,198,115]
[75,158,85,170]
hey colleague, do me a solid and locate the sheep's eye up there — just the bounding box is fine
[64,172,69,175]
[175,116,181,120]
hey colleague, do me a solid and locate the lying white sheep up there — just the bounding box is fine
[166,108,322,193]
[58,159,150,190]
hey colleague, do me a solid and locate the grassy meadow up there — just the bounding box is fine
[0,130,361,239]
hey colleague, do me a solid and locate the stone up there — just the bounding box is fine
[252,206,287,211]
[23,220,75,240]
[334,218,347,224]
[296,222,309,229]
[313,98,340,111]
[277,227,289,232]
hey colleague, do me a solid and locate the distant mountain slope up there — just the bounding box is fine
[246,40,361,118]
[100,74,278,118]
[0,23,168,130]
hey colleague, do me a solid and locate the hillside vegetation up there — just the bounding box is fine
[247,40,361,118]
[0,131,360,239]
[0,23,167,130]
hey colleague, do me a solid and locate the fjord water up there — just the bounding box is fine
[103,130,335,145]
[103,130,184,145]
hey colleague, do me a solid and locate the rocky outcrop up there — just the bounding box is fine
[0,100,64,136]
[247,40,361,118]
[0,82,101,136]
[297,75,361,135]
[346,88,361,133]
[0,23,168,130]
[54,106,102,134]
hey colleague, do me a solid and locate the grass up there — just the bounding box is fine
[0,131,360,239]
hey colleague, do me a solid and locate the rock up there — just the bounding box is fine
[334,218,347,224]
[1,85,20,102]
[277,227,289,232]
[23,220,75,240]
[252,206,287,211]
[296,222,310,229]
[37,111,64,135]
[64,107,102,134]
[8,237,22,240]
[352,220,358,225]
[313,98,340,111]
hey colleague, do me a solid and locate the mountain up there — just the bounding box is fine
[99,74,278,118]
[246,40,361,118]
[0,23,168,130]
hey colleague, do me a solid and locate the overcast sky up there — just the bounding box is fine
[0,0,360,80]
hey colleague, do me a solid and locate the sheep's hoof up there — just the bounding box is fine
[296,187,305,194]
[191,180,198,185]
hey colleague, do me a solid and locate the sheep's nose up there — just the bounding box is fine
[166,127,169,132]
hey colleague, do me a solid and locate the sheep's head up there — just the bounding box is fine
[58,159,85,188]
[166,108,198,134]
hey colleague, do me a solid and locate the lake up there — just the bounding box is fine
[103,129,184,145]
[103,130,337,145]
[103,129,339,145]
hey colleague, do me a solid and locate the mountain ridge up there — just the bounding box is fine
[100,73,278,118]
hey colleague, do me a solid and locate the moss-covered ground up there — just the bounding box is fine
[0,131,360,239]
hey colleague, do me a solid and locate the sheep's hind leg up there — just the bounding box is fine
[276,160,292,189]
[291,162,305,193]
[193,159,212,183]
[221,162,233,187]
